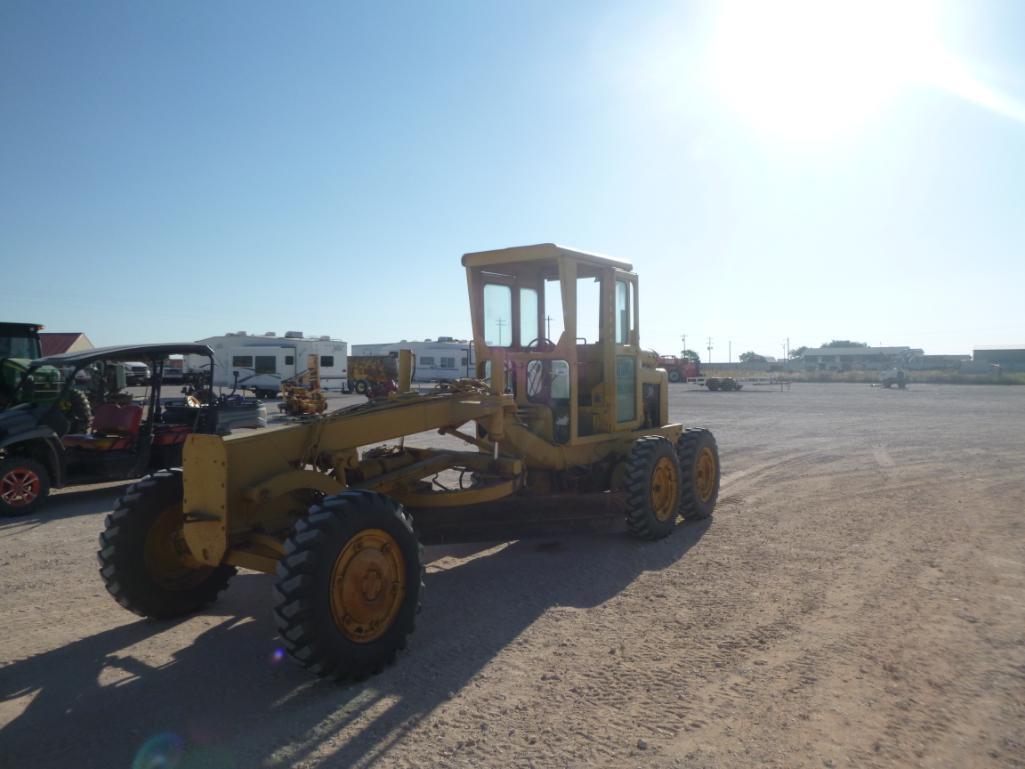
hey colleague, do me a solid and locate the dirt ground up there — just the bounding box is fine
[1,383,1023,769]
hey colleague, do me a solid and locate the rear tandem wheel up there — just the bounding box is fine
[676,428,720,521]
[623,435,684,540]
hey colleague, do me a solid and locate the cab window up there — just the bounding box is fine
[484,284,513,347]
[615,280,632,345]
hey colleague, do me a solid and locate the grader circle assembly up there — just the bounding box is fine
[98,244,721,680]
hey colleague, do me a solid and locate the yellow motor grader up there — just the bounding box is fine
[98,244,720,679]
[279,354,329,416]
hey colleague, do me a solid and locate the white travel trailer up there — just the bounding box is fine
[188,331,348,396]
[350,337,474,383]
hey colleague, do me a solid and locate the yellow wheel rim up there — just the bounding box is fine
[330,529,406,644]
[650,456,679,522]
[695,446,718,502]
[144,504,209,590]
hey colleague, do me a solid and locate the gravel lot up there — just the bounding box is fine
[1,383,1023,769]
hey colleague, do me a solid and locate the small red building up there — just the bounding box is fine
[39,332,94,356]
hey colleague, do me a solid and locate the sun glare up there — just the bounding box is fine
[708,0,942,140]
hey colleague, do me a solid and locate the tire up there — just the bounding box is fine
[64,388,92,433]
[98,469,236,618]
[354,380,369,395]
[624,436,683,540]
[274,490,423,680]
[0,456,51,517]
[667,369,681,383]
[676,428,720,521]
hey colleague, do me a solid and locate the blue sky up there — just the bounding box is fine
[2,1,1024,360]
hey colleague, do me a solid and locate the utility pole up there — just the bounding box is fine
[496,318,506,346]
[545,315,554,340]
[681,333,687,357]
[706,337,713,366]
[728,340,732,363]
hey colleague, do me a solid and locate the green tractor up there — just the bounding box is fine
[0,323,91,431]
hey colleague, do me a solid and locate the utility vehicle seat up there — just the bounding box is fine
[63,403,143,451]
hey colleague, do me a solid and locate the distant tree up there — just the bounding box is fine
[680,349,701,364]
[789,345,809,359]
[822,340,868,348]
[739,351,767,363]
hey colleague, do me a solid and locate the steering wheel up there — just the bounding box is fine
[526,337,557,352]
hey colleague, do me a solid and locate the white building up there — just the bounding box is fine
[798,346,923,371]
[188,331,348,395]
[351,337,474,382]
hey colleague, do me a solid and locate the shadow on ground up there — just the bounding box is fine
[0,518,710,769]
[0,482,131,539]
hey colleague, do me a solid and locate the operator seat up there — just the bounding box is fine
[63,403,143,451]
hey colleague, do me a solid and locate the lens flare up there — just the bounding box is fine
[132,733,185,769]
[270,647,286,664]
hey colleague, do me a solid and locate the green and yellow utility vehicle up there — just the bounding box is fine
[1,321,91,432]
[1,322,81,415]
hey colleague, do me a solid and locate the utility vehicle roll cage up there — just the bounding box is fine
[22,343,217,429]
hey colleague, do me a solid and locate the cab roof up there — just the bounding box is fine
[461,243,632,272]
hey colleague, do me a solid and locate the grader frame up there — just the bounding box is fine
[99,244,720,680]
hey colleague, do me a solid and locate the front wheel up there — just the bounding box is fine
[274,491,423,680]
[667,369,681,383]
[98,469,236,618]
[677,428,720,521]
[354,380,369,395]
[0,456,51,517]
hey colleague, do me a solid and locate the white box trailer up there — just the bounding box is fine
[187,332,348,396]
[351,337,474,383]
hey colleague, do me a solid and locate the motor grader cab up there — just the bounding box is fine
[466,244,671,448]
[98,244,720,681]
